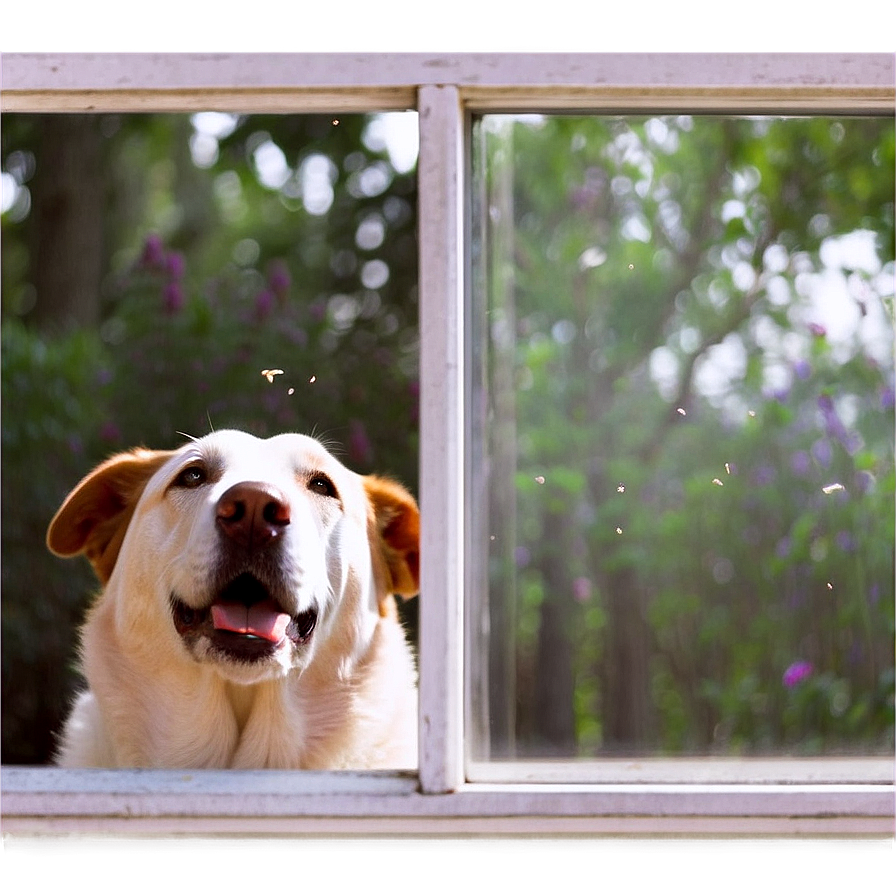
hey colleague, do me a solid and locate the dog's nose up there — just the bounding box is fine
[216,481,291,551]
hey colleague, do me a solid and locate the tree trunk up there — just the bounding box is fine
[532,509,578,756]
[600,566,656,753]
[29,115,105,334]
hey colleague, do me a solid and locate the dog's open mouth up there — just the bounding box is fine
[171,573,317,662]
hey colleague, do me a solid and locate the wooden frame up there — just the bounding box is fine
[1,52,894,836]
[2,53,894,114]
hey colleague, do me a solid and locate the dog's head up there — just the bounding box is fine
[47,430,419,684]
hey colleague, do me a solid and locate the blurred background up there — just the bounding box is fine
[469,114,894,760]
[1,111,420,763]
[2,109,893,767]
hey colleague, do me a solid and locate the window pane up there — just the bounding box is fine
[468,114,895,762]
[1,112,419,765]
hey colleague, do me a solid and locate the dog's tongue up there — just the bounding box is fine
[211,599,290,643]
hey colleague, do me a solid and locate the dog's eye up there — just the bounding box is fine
[174,465,207,489]
[308,473,337,498]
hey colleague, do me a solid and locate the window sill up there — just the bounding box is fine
[467,757,895,785]
[2,765,892,836]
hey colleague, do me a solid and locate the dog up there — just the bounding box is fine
[46,429,420,770]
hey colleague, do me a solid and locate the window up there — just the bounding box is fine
[1,53,893,836]
[1,111,421,771]
[467,113,894,775]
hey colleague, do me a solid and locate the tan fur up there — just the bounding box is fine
[47,430,419,769]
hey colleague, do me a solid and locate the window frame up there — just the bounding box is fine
[1,52,894,837]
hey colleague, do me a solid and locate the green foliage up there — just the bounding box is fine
[1,321,111,762]
[3,108,893,765]
[1,112,419,762]
[95,234,418,481]
[478,113,895,757]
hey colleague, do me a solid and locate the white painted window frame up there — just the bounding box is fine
[1,53,893,836]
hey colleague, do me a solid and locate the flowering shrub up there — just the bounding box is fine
[478,113,895,758]
[782,660,814,690]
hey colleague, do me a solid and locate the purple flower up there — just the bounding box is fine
[811,438,833,469]
[835,531,856,553]
[783,660,814,689]
[163,281,185,314]
[824,425,858,455]
[808,322,827,338]
[818,394,850,446]
[793,359,812,380]
[267,260,291,296]
[254,289,275,321]
[880,386,895,411]
[790,450,811,477]
[139,233,165,269]
[165,251,185,280]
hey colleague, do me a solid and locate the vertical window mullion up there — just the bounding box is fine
[416,84,466,794]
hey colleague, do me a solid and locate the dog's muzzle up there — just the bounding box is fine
[170,481,318,663]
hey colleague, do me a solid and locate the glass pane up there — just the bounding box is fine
[1,111,419,764]
[468,114,895,763]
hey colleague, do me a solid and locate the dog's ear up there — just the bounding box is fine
[47,449,175,585]
[364,475,420,601]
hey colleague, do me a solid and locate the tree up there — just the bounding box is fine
[475,114,895,757]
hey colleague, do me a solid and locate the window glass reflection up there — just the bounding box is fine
[469,114,895,761]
